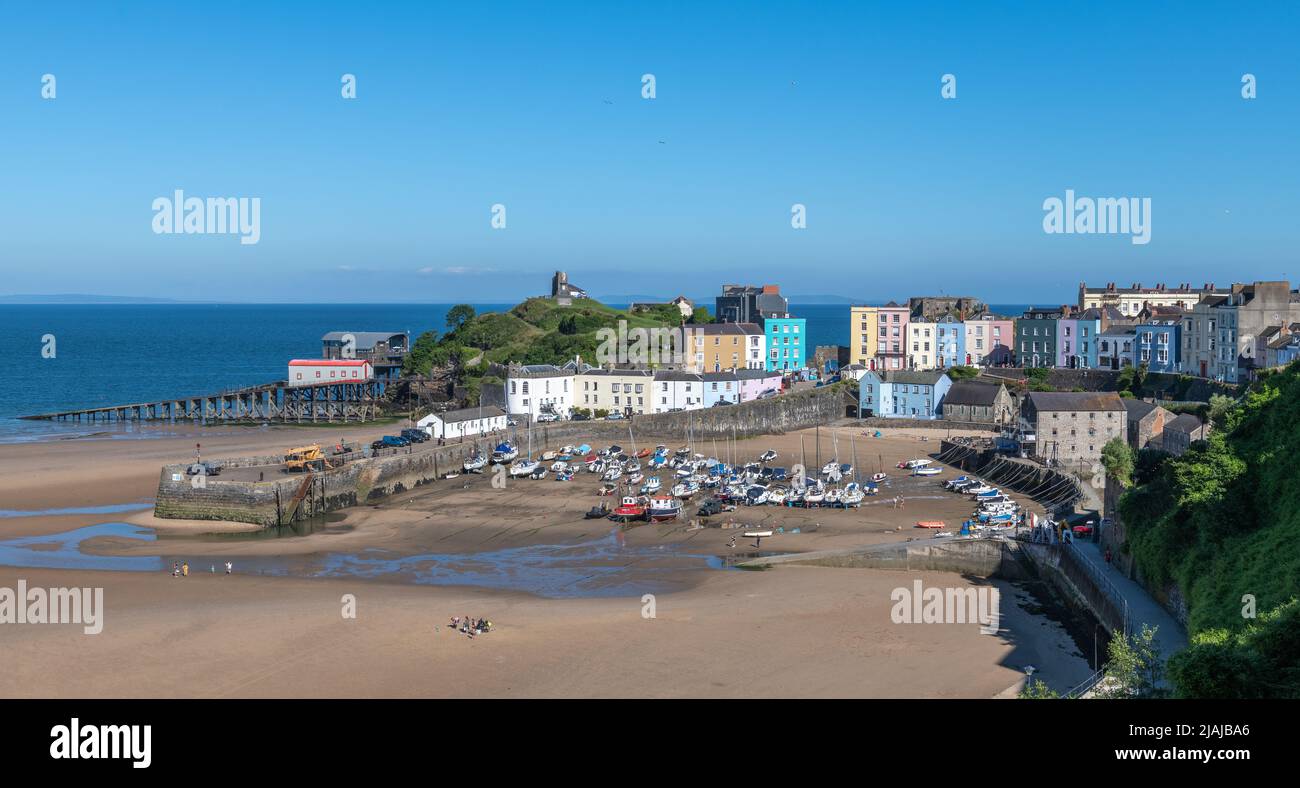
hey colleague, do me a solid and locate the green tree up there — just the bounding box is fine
[1018,678,1062,699]
[445,304,477,333]
[946,365,980,380]
[1097,624,1166,698]
[1100,436,1135,487]
[402,330,440,376]
[687,305,714,324]
[1207,393,1235,430]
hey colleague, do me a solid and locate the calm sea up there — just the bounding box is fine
[0,301,1033,442]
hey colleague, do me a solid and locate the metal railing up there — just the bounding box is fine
[1063,539,1130,635]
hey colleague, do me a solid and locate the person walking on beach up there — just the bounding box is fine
[172,561,179,578]
[225,561,232,575]
[181,562,189,577]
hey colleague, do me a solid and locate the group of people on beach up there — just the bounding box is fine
[172,561,232,577]
[449,615,493,638]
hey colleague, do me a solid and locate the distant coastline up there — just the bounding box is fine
[0,294,185,305]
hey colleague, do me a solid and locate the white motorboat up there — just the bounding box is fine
[912,466,942,477]
[803,483,826,505]
[824,487,843,505]
[463,454,488,472]
[641,476,662,494]
[670,480,700,498]
[509,459,539,477]
[745,485,770,506]
[491,442,519,463]
[602,466,623,482]
[841,482,865,506]
[760,449,778,463]
[550,460,569,473]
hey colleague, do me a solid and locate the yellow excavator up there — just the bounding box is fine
[284,444,331,473]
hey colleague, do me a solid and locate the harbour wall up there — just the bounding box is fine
[153,385,852,526]
[740,536,1033,580]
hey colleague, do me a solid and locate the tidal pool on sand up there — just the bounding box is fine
[0,523,766,598]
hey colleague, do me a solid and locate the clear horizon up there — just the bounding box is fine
[4,1,1297,302]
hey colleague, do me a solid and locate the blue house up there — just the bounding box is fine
[1073,308,1103,369]
[762,316,807,371]
[700,372,740,406]
[1134,306,1186,373]
[859,370,953,419]
[935,312,965,369]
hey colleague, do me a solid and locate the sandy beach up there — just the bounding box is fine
[0,421,1093,697]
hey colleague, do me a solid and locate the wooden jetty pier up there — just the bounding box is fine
[21,379,385,424]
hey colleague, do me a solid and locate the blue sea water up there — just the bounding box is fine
[0,301,1033,441]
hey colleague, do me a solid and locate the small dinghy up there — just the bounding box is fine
[915,520,946,529]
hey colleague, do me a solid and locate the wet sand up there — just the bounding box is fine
[0,421,1091,697]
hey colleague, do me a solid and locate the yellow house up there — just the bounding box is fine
[576,369,655,415]
[850,306,879,367]
[687,323,765,372]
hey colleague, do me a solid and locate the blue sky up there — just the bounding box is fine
[1,1,1297,303]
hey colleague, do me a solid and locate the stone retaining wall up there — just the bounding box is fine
[154,385,852,526]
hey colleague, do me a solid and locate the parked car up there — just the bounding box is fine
[757,388,779,400]
[605,412,624,420]
[571,412,591,421]
[185,461,221,477]
[400,428,428,443]
[711,400,732,407]
[381,435,410,447]
[536,413,560,423]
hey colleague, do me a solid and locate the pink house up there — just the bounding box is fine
[875,302,910,371]
[964,317,1015,366]
[735,369,783,401]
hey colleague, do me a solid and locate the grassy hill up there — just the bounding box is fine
[1119,361,1300,697]
[402,297,709,403]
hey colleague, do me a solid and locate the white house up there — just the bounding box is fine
[418,406,508,441]
[505,364,575,419]
[652,371,705,412]
[287,359,373,387]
